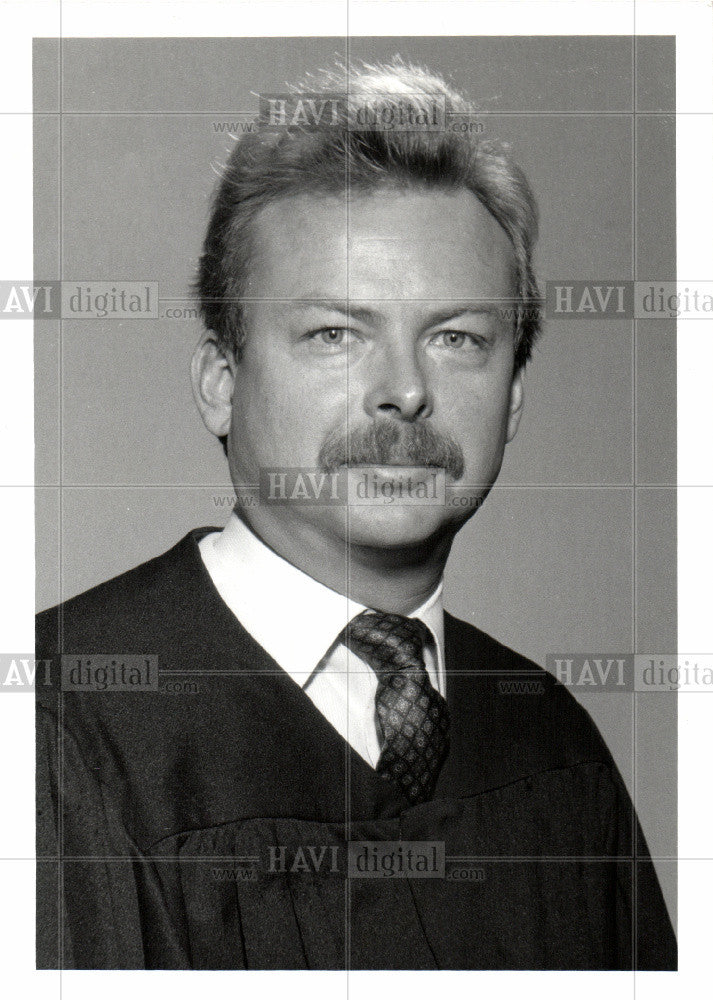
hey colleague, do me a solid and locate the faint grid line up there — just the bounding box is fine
[26,854,700,863]
[29,483,688,488]
[345,24,352,980]
[58,2,65,986]
[27,110,688,116]
[55,3,68,990]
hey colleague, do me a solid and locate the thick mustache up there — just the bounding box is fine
[318,421,465,480]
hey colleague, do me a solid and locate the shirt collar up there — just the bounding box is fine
[201,512,444,688]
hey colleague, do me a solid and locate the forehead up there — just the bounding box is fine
[245,186,516,303]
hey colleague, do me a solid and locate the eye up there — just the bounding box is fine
[432,330,484,349]
[316,327,347,345]
[304,327,357,353]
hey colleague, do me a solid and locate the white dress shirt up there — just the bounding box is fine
[198,513,445,768]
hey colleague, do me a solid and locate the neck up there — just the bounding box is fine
[237,509,453,615]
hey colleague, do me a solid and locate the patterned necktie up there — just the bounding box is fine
[342,610,450,805]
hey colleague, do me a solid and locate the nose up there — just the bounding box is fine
[362,343,433,422]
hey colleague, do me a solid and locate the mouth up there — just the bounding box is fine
[339,463,446,483]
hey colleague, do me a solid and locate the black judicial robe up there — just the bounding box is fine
[36,528,677,970]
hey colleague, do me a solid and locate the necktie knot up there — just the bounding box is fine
[343,610,432,676]
[341,609,450,805]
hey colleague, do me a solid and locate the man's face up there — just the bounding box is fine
[226,185,523,549]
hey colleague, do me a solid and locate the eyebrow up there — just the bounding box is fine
[285,300,507,325]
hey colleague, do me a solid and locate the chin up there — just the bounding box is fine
[341,504,454,551]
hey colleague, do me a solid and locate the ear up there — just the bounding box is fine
[190,334,236,438]
[506,367,524,443]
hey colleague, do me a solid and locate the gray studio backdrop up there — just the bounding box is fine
[34,36,677,923]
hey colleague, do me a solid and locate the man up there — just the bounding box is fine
[37,60,676,970]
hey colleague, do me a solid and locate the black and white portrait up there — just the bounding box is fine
[16,13,699,984]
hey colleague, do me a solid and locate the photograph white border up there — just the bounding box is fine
[0,2,710,998]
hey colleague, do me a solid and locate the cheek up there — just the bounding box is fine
[232,384,296,459]
[442,375,513,457]
[445,374,511,424]
[231,365,344,466]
